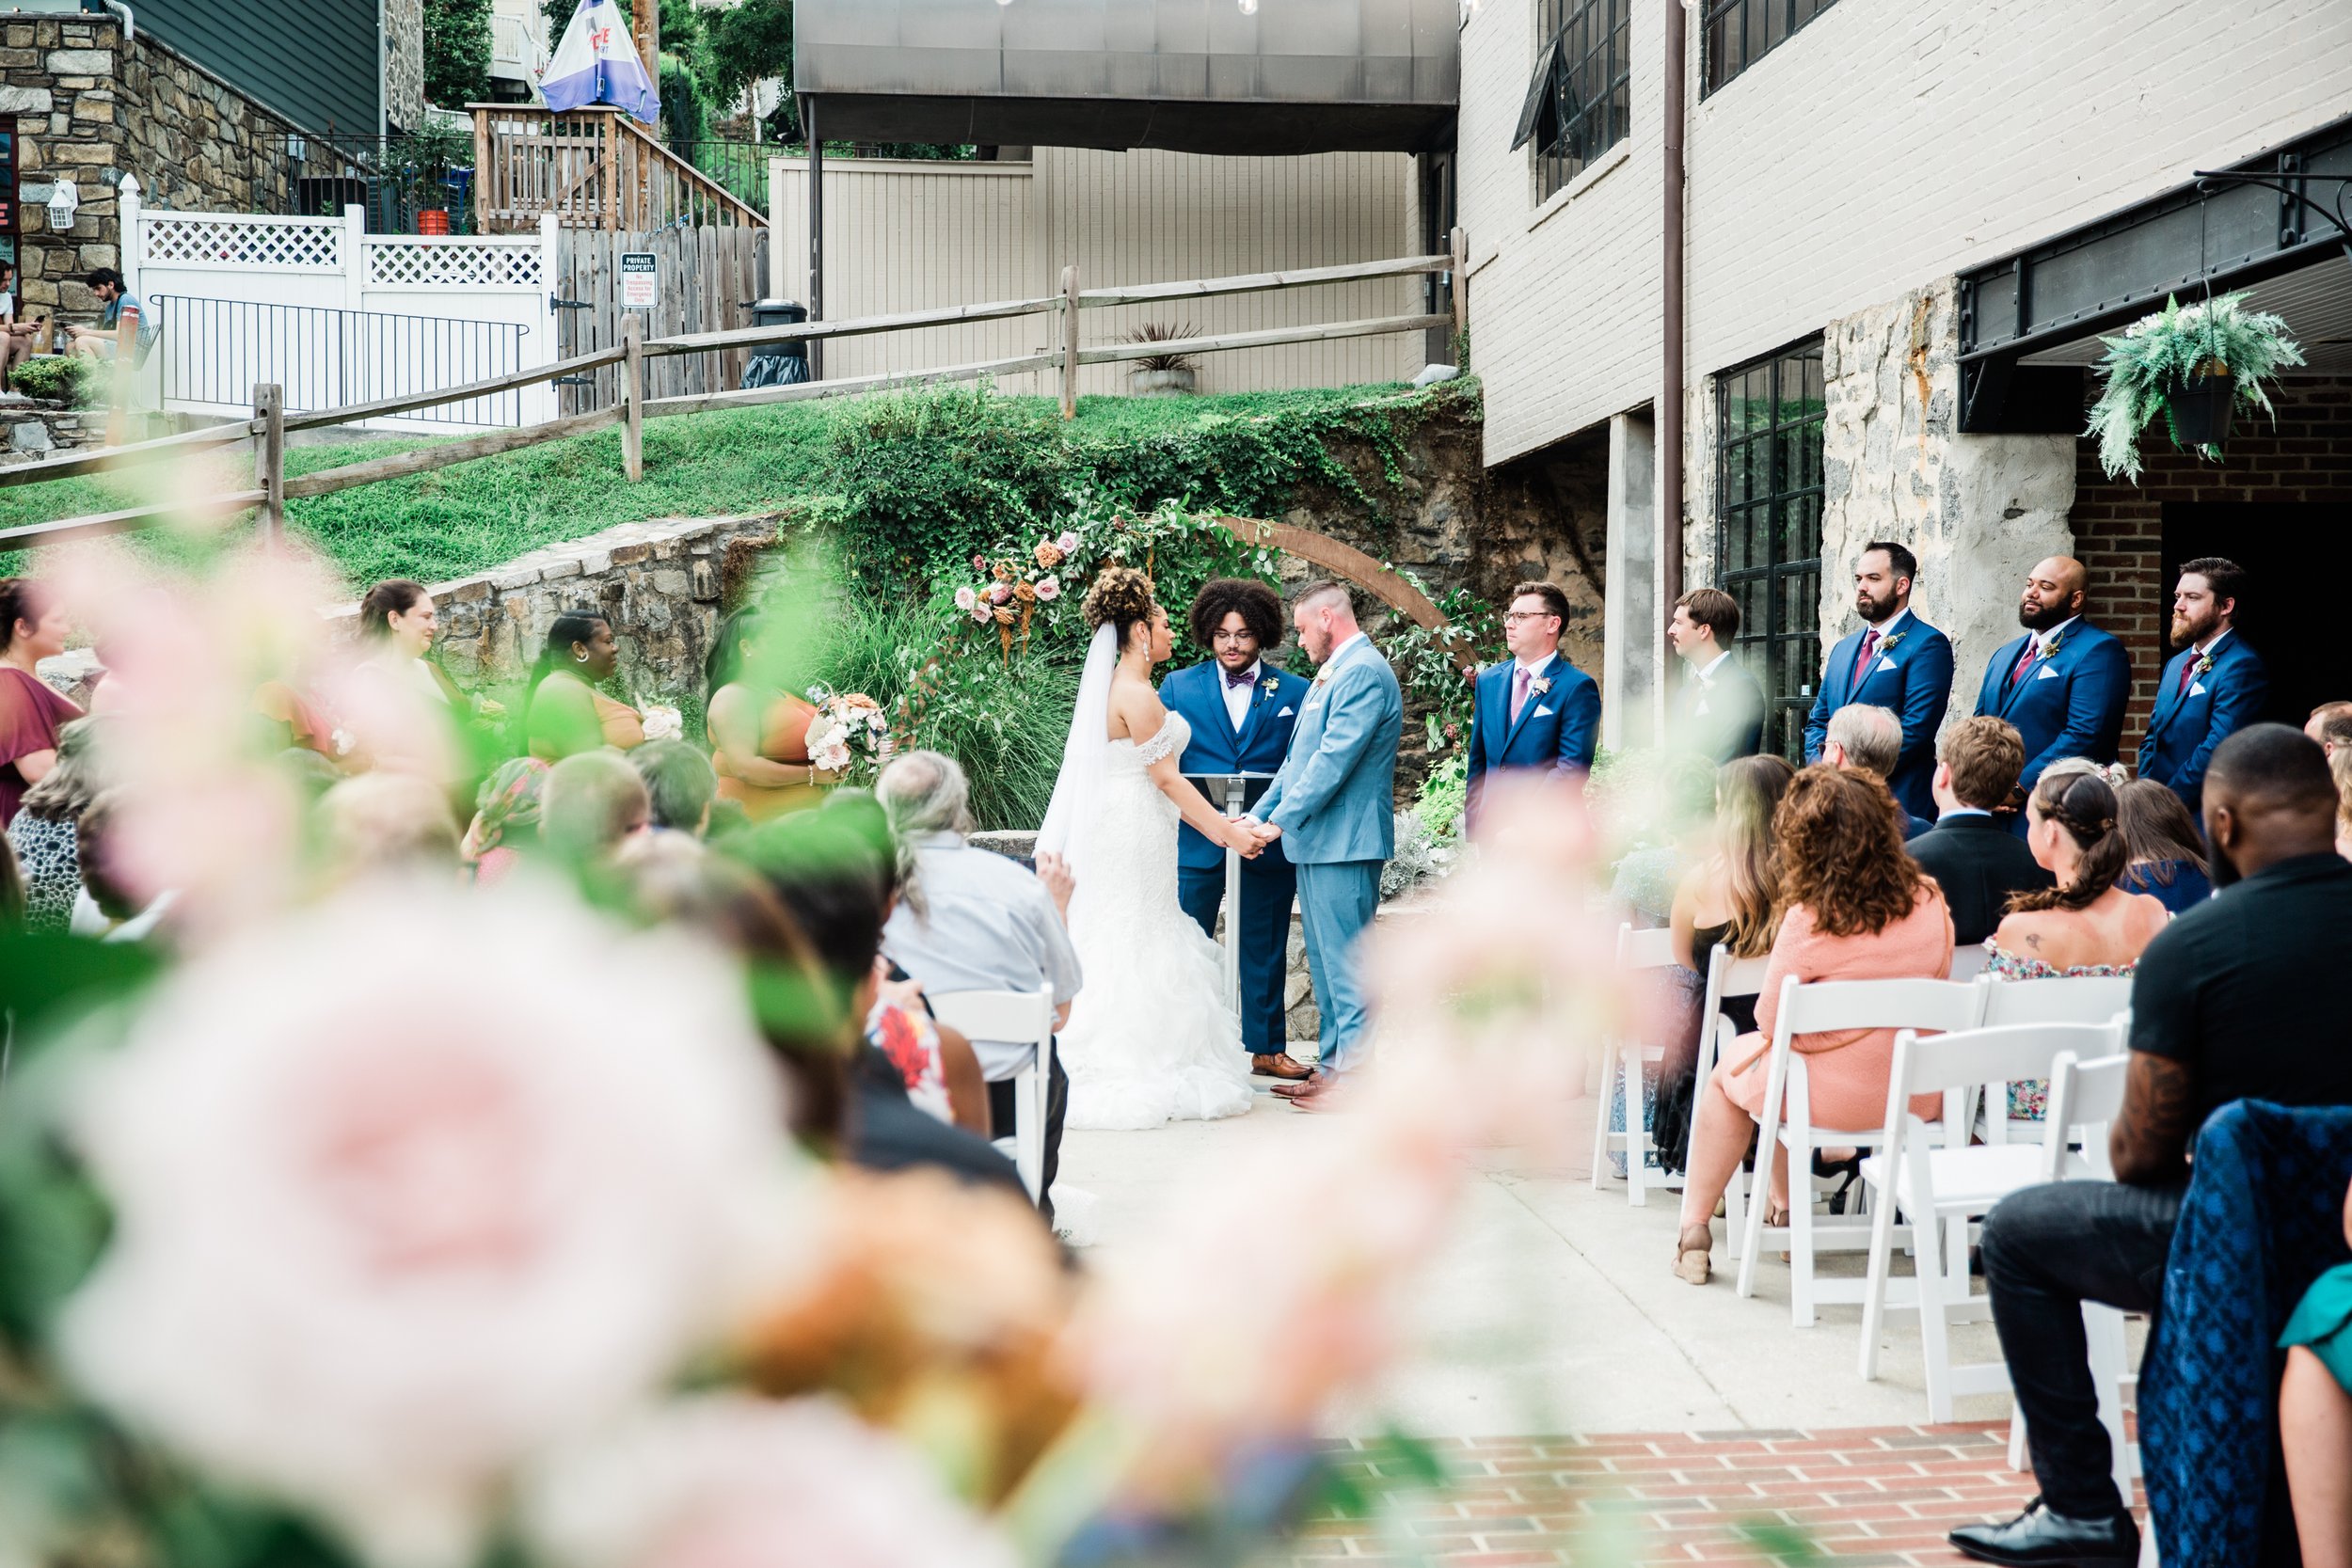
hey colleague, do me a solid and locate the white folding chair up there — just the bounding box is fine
[1590,923,1680,1205]
[1855,1019,2127,1420]
[1699,945,1771,1235]
[1947,942,1992,982]
[2003,1047,2140,1505]
[1734,976,1988,1325]
[927,985,1057,1205]
[1976,975,2137,1144]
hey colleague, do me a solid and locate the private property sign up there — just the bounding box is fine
[620,252,658,309]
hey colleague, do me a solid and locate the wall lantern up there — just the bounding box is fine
[46,178,79,232]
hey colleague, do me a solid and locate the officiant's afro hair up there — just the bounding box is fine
[1187,577,1283,651]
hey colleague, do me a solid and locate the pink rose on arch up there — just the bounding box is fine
[969,554,987,574]
[987,582,1014,606]
[953,586,978,614]
[968,603,993,625]
[59,880,813,1568]
[1034,575,1061,602]
[1057,531,1081,555]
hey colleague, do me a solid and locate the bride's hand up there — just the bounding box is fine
[1223,820,1264,859]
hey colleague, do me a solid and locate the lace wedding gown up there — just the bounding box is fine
[1056,711,1256,1131]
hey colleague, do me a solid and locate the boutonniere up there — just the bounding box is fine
[2039,628,2066,660]
[1529,675,1553,696]
[1259,676,1279,698]
[1877,631,1909,654]
[2193,652,2216,679]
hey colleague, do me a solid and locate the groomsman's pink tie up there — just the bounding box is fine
[1851,627,1881,689]
[1510,666,1531,723]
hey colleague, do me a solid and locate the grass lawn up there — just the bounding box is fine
[0,382,1432,592]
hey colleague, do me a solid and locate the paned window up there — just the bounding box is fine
[1714,342,1825,763]
[1511,0,1631,202]
[1703,0,1839,95]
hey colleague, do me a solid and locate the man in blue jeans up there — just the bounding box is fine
[1955,726,2352,1566]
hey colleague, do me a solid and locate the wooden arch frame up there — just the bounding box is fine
[1211,515,1449,634]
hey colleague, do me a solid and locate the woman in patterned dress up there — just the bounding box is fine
[1983,768,2169,1118]
[7,716,106,933]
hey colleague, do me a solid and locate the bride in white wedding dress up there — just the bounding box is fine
[1039,566,1264,1131]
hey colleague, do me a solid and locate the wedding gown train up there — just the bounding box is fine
[1054,709,1255,1132]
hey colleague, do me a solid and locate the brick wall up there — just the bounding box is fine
[2070,374,2352,754]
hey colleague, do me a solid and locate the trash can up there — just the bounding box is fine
[740,298,811,389]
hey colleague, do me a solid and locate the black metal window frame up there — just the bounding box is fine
[1512,0,1631,202]
[1702,0,1839,96]
[1713,339,1826,764]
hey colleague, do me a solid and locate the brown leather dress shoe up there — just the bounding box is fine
[1289,1076,1345,1112]
[1270,1069,1328,1100]
[1251,1053,1312,1081]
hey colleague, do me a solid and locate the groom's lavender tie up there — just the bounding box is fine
[1510,665,1531,724]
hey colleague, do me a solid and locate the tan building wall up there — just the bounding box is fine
[769,148,1428,397]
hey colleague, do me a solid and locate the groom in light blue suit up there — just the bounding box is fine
[1246,581,1403,1109]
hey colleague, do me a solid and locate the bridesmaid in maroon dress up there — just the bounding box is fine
[0,578,81,829]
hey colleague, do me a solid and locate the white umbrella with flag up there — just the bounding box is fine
[538,0,660,124]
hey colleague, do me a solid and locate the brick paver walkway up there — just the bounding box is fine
[1284,1423,2148,1565]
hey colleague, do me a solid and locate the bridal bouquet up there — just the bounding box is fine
[805,686,891,781]
[639,702,685,744]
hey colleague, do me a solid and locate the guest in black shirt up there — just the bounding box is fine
[1954,725,2352,1567]
[1907,716,2054,946]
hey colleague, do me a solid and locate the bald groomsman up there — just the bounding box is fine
[1972,556,2131,832]
[1804,541,1954,822]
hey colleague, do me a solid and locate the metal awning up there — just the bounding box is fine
[792,0,1460,155]
[1957,111,2352,432]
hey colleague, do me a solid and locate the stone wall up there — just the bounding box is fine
[384,0,425,133]
[326,514,789,702]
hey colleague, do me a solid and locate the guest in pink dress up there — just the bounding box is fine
[1672,765,1954,1285]
[0,578,82,829]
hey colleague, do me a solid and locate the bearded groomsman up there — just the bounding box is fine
[1973,555,2131,832]
[1161,578,1314,1081]
[1804,540,1954,822]
[2138,556,2269,817]
[1465,580,1600,830]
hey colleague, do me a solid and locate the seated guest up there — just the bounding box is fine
[707,609,832,821]
[523,611,644,760]
[630,738,718,838]
[1611,752,1719,929]
[463,757,548,886]
[315,774,462,885]
[2115,777,2214,912]
[725,808,1026,1199]
[539,751,651,863]
[2280,1173,2352,1567]
[1958,725,2352,1568]
[2306,700,2352,759]
[2337,748,2352,863]
[1671,767,1954,1286]
[0,577,82,829]
[70,791,175,943]
[7,716,107,933]
[877,750,1081,1224]
[1655,753,1795,1171]
[1822,704,1931,839]
[1907,717,2054,946]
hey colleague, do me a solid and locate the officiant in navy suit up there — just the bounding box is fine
[1804,540,1954,821]
[1161,578,1314,1081]
[2138,556,2269,817]
[1972,555,2131,832]
[1465,580,1600,829]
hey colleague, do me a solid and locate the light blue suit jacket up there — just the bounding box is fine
[1253,634,1402,865]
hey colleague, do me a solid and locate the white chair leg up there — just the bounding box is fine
[1857,1168,1900,1381]
[2086,1305,2133,1505]
[1012,1061,1044,1203]
[1788,1142,1819,1328]
[2008,1406,2030,1473]
[1624,1046,1648,1207]
[1588,1048,1615,1189]
[1916,1211,1957,1423]
[1736,1114,1782,1300]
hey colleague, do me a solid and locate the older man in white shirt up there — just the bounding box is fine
[878,750,1081,1220]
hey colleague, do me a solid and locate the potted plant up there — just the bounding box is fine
[390,123,473,234]
[2085,292,2304,481]
[1125,322,1200,396]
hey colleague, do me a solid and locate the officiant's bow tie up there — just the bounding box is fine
[1225,667,1258,689]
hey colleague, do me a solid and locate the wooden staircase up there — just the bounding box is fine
[469,105,764,232]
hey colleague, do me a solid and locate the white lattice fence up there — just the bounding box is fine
[364,238,548,290]
[139,213,345,271]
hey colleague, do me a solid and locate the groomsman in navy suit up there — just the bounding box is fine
[2138,556,2269,817]
[1804,541,1954,821]
[1161,578,1314,1081]
[1972,555,2132,833]
[1466,580,1600,828]
[1666,586,1767,763]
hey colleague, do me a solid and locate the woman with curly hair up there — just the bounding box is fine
[1670,764,1954,1285]
[1036,564,1267,1130]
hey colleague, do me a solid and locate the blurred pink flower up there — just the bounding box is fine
[1056,531,1081,555]
[953,586,978,614]
[1034,575,1060,602]
[525,1395,1017,1568]
[60,879,812,1568]
[987,582,1014,607]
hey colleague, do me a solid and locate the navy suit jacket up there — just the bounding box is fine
[1466,652,1599,821]
[1161,659,1310,875]
[1973,620,2132,795]
[1804,614,1955,821]
[2137,633,2269,817]
[1672,655,1767,764]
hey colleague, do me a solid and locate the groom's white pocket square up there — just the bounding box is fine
[1278,705,1295,717]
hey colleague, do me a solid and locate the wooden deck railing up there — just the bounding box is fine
[0,234,1469,553]
[469,105,765,233]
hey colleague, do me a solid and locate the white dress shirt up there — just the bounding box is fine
[1220,658,1261,730]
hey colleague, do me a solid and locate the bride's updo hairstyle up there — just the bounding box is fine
[1082,564,1157,651]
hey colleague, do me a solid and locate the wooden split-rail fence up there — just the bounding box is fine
[0,233,1469,554]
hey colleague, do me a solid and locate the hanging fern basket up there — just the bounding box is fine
[2165,360,2236,448]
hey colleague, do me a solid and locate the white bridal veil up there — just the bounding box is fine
[1036,622,1119,881]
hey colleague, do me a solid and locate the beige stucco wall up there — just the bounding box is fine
[769,148,1428,397]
